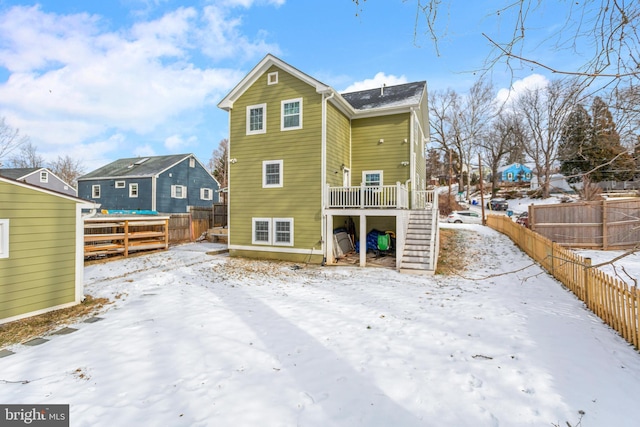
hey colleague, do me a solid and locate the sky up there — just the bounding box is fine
[0,0,579,173]
[2,224,640,426]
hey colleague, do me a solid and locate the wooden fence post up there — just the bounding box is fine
[584,257,591,309]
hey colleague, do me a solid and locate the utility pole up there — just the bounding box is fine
[448,149,453,212]
[479,153,486,225]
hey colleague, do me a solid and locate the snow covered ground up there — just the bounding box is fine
[2,225,640,426]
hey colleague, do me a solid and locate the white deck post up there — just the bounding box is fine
[359,213,367,267]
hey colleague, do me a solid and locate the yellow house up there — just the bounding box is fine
[218,54,438,273]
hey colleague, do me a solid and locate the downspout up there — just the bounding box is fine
[410,108,416,208]
[152,175,157,211]
[321,90,335,263]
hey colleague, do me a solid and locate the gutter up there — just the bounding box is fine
[321,90,335,260]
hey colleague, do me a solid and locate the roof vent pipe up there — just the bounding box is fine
[381,84,386,96]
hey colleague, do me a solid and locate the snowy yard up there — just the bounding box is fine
[1,225,640,426]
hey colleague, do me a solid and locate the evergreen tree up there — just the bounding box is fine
[559,104,592,183]
[560,98,635,183]
[590,97,635,182]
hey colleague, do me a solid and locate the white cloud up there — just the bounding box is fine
[495,74,549,106]
[164,134,197,151]
[198,5,280,61]
[341,72,408,93]
[0,3,275,168]
[133,144,157,158]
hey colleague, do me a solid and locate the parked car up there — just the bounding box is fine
[486,198,509,211]
[447,210,482,224]
[516,211,529,227]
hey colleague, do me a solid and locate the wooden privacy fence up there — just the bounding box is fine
[84,216,170,258]
[487,214,639,350]
[528,198,640,249]
[168,207,215,243]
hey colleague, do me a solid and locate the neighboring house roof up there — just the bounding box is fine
[78,154,215,182]
[0,175,95,205]
[497,163,532,173]
[0,167,41,180]
[0,167,77,191]
[341,81,426,111]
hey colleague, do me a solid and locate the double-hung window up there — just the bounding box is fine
[129,183,139,198]
[200,188,213,200]
[40,171,48,183]
[247,103,266,135]
[263,160,283,188]
[363,171,383,187]
[281,98,302,130]
[0,219,9,259]
[92,185,101,198]
[252,218,293,246]
[171,185,187,199]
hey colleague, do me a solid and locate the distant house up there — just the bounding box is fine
[499,163,532,183]
[77,154,219,214]
[0,176,96,324]
[0,167,77,197]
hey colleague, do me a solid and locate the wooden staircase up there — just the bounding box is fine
[400,210,438,274]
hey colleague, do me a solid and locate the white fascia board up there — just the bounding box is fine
[218,54,331,110]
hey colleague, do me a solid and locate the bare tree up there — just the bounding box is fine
[516,80,578,198]
[458,78,496,198]
[7,141,45,168]
[482,112,527,196]
[356,1,640,87]
[208,138,228,189]
[0,117,29,166]
[49,155,85,188]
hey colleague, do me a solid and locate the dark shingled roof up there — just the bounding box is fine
[78,154,192,180]
[341,81,426,111]
[0,168,40,180]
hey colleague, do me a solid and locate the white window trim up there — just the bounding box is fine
[0,219,9,259]
[40,171,48,183]
[267,72,278,85]
[115,181,125,189]
[200,188,213,200]
[246,103,267,135]
[273,218,294,247]
[281,98,303,131]
[171,184,187,199]
[252,218,272,245]
[129,183,139,198]
[362,170,383,187]
[92,184,101,198]
[262,160,283,188]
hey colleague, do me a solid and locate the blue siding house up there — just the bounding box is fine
[77,154,219,213]
[499,163,532,183]
[0,167,77,197]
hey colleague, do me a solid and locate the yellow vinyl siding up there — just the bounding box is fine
[326,103,351,187]
[351,113,412,186]
[229,65,323,252]
[0,181,79,321]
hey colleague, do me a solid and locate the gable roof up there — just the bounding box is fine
[218,54,427,121]
[341,81,427,111]
[0,167,43,180]
[0,175,94,205]
[498,163,533,173]
[78,154,199,181]
[218,54,332,111]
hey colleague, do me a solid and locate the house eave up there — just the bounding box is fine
[218,54,331,111]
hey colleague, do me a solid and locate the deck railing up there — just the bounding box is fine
[327,183,409,209]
